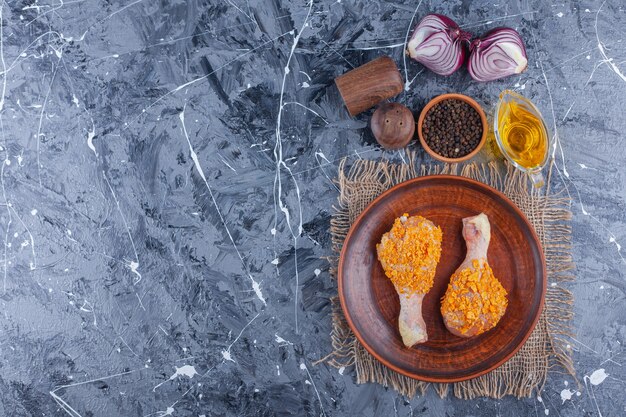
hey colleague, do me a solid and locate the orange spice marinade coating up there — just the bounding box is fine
[440,259,508,336]
[376,213,443,346]
[376,214,443,295]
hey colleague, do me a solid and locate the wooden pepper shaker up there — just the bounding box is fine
[371,103,415,149]
[335,56,404,117]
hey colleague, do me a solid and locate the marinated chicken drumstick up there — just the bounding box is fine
[377,214,443,347]
[441,213,508,337]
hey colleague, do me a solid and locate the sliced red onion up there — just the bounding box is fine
[467,27,528,82]
[407,14,472,76]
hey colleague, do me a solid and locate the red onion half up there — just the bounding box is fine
[407,14,472,76]
[467,27,528,82]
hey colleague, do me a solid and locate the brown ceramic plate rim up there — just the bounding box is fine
[337,175,547,383]
[417,93,488,163]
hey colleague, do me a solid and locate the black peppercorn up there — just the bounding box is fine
[421,98,483,159]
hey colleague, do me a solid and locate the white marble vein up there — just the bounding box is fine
[179,107,266,304]
[50,369,138,417]
[220,312,261,363]
[102,171,142,283]
[300,362,327,417]
[272,0,314,334]
[35,53,62,186]
[153,365,198,391]
[86,120,97,157]
[0,2,10,293]
[124,31,292,130]
[401,0,424,91]
[595,2,626,83]
[9,205,36,270]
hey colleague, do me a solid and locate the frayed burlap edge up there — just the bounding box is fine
[319,153,575,400]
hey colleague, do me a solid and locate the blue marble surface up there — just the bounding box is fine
[0,0,624,416]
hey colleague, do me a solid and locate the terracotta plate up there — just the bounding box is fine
[338,175,546,382]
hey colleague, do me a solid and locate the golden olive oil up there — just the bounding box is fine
[497,100,548,170]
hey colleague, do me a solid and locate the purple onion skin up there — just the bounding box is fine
[407,14,472,76]
[467,27,528,82]
[430,13,461,32]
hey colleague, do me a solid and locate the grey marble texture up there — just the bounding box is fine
[0,0,624,416]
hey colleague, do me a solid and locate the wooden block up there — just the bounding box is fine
[335,56,404,117]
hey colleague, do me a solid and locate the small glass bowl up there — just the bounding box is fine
[493,90,550,188]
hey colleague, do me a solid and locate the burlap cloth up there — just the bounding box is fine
[319,155,576,399]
